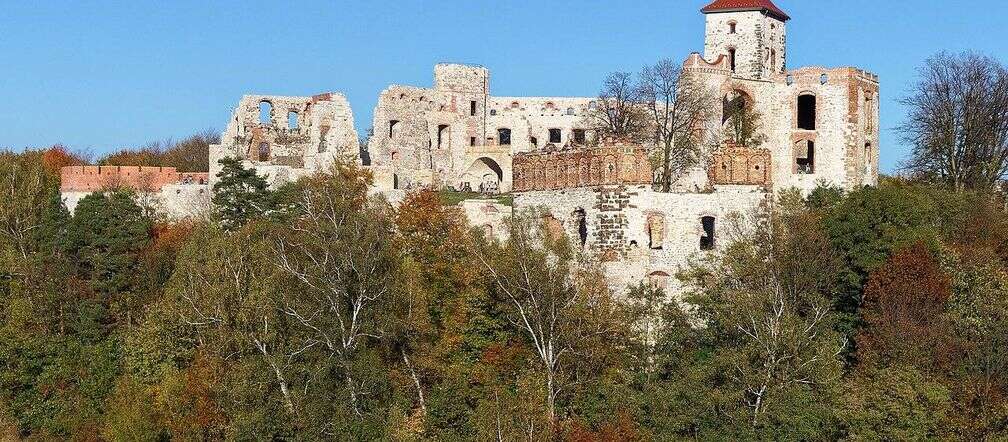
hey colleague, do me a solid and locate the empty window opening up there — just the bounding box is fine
[389,120,400,138]
[864,142,873,173]
[258,142,270,162]
[437,125,449,148]
[728,48,737,73]
[648,214,665,250]
[795,140,815,174]
[288,111,298,129]
[728,21,737,34]
[470,101,477,116]
[722,90,749,125]
[700,216,716,251]
[470,136,477,147]
[259,101,273,125]
[797,94,816,130]
[490,109,497,116]
[393,174,399,190]
[566,107,575,116]
[549,128,562,144]
[530,136,538,147]
[771,49,777,72]
[497,128,511,145]
[573,129,586,145]
[574,209,588,247]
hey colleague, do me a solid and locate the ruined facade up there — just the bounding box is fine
[209,93,359,189]
[366,64,594,193]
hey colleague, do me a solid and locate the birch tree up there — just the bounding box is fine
[470,210,623,428]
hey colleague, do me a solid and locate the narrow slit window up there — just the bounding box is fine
[700,216,716,250]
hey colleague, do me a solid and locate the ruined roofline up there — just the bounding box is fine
[238,92,349,103]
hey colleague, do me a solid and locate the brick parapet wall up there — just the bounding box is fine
[60,165,208,192]
[512,143,652,192]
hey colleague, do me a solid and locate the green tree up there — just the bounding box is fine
[67,190,152,328]
[212,157,273,231]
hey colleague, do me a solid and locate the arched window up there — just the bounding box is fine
[700,216,716,250]
[795,140,815,174]
[728,21,737,34]
[566,107,575,116]
[498,128,512,145]
[490,109,497,116]
[259,101,272,125]
[530,136,538,148]
[797,94,816,130]
[288,111,298,129]
[864,142,873,174]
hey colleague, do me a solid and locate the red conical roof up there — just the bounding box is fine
[701,0,790,21]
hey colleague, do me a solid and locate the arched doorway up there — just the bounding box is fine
[464,157,504,193]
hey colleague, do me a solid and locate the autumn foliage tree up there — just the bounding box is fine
[857,243,958,372]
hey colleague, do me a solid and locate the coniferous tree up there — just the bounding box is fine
[211,157,273,231]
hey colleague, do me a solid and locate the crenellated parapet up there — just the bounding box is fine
[60,166,208,193]
[513,142,652,192]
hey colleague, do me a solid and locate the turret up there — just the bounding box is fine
[701,0,789,80]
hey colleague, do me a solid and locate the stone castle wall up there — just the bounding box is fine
[512,143,652,192]
[60,166,210,217]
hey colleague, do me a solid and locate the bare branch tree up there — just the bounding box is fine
[638,59,719,191]
[899,51,1008,192]
[583,72,650,142]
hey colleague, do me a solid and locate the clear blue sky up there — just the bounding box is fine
[1,1,1005,173]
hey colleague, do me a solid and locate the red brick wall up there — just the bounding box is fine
[60,166,209,192]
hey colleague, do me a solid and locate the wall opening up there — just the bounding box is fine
[389,120,400,138]
[795,140,815,174]
[728,21,737,34]
[722,90,750,125]
[259,101,273,125]
[470,101,477,116]
[549,128,562,144]
[257,142,270,162]
[498,128,511,145]
[393,174,399,190]
[573,129,586,145]
[288,111,298,129]
[771,49,777,72]
[437,124,449,148]
[797,94,816,130]
[647,214,665,250]
[530,136,538,148]
[566,107,575,116]
[700,216,716,251]
[728,48,737,73]
[574,209,588,247]
[865,142,872,174]
[470,136,476,147]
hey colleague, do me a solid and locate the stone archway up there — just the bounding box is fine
[464,157,504,193]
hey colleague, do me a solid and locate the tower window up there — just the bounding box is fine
[647,214,665,250]
[797,95,816,130]
[728,48,737,73]
[470,101,477,116]
[700,216,716,251]
[288,111,298,129]
[470,137,476,147]
[530,136,538,147]
[728,21,737,34]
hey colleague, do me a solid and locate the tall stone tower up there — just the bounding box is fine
[701,0,789,80]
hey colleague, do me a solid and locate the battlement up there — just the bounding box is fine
[60,165,208,192]
[513,142,652,192]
